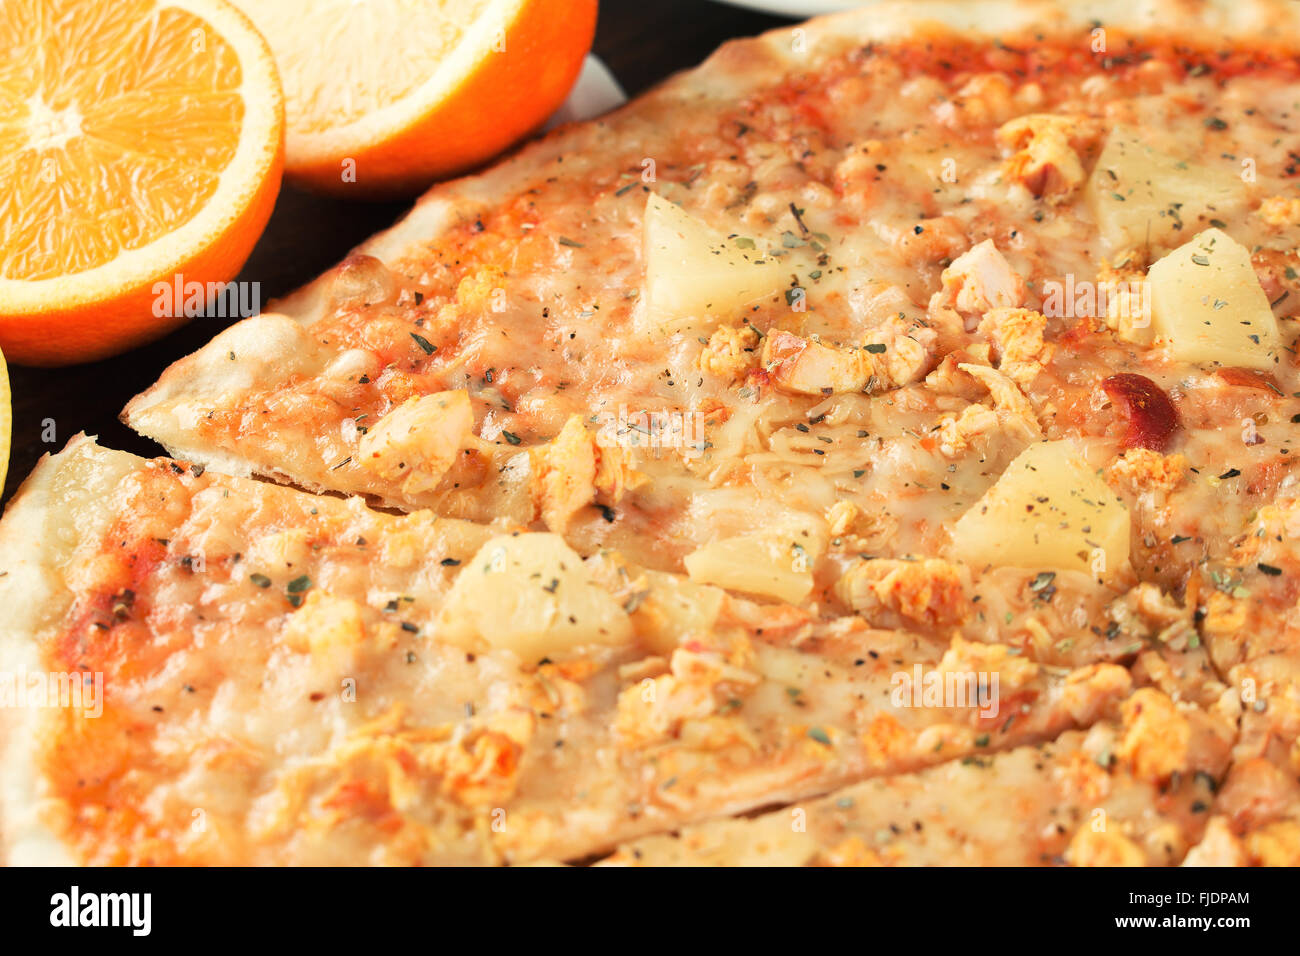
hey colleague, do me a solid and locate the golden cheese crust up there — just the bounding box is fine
[1,0,1298,864]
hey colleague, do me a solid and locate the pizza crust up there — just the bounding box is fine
[0,436,140,865]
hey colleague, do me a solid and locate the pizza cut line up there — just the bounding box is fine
[595,713,1231,867]
[3,0,1300,864]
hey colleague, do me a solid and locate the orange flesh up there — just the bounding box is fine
[0,0,245,280]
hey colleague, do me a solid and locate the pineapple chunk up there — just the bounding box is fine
[1084,127,1245,252]
[951,440,1130,578]
[684,530,820,604]
[642,193,784,333]
[438,533,632,661]
[1148,228,1282,369]
[630,570,726,655]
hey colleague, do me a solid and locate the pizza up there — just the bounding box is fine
[5,0,1300,865]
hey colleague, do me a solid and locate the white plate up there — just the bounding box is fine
[543,55,627,131]
[710,0,862,17]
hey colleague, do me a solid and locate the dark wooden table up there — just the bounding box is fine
[2,0,796,505]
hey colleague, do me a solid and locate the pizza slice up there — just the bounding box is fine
[0,437,1141,865]
[121,0,1300,627]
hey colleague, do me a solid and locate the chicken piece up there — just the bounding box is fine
[614,647,759,749]
[425,709,535,807]
[1257,195,1300,228]
[531,415,643,533]
[933,72,1018,130]
[931,362,1042,459]
[531,416,597,533]
[835,557,970,626]
[1095,261,1154,345]
[937,239,1027,323]
[934,403,1000,458]
[959,363,1042,434]
[977,307,1054,387]
[699,324,760,382]
[762,331,871,396]
[826,500,859,537]
[1217,756,1300,833]
[923,346,993,400]
[1105,448,1187,496]
[594,440,642,503]
[357,389,473,495]
[762,322,935,397]
[997,113,1097,202]
[937,636,1040,692]
[873,319,938,388]
[1116,688,1190,783]
[1060,664,1134,725]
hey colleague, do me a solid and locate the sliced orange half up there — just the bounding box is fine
[229,0,597,197]
[0,0,284,366]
